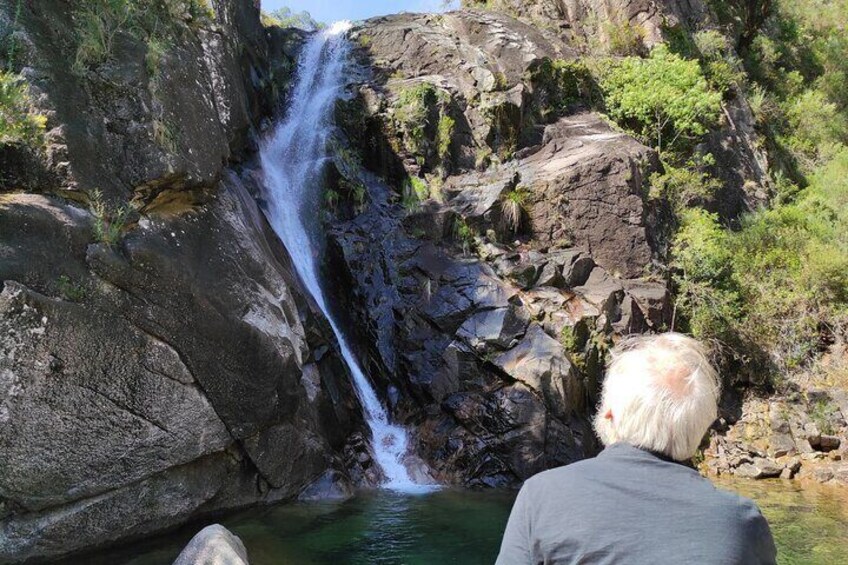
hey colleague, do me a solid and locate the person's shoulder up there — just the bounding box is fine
[521,457,603,493]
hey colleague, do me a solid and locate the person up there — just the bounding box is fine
[496,332,777,565]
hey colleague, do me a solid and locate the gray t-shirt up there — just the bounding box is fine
[496,443,777,565]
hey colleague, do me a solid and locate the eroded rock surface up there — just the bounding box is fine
[314,10,679,486]
[0,175,363,562]
[0,1,365,562]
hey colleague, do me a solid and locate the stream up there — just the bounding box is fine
[68,478,848,564]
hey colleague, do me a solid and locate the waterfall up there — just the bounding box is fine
[259,22,423,491]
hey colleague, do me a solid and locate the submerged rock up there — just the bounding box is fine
[173,525,249,565]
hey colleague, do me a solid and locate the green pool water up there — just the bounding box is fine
[70,479,848,565]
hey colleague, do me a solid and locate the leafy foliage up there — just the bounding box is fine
[672,149,848,373]
[0,71,46,146]
[527,58,595,121]
[598,45,723,153]
[261,7,324,31]
[451,215,476,255]
[602,19,646,56]
[671,209,743,345]
[402,176,429,211]
[56,275,87,302]
[437,114,455,162]
[649,154,721,211]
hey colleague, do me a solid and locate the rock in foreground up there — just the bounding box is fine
[173,524,249,565]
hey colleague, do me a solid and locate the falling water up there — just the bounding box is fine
[259,22,423,491]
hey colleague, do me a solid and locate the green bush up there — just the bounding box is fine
[649,154,721,210]
[784,89,847,165]
[598,45,723,154]
[401,176,429,211]
[672,148,848,372]
[261,7,324,31]
[603,19,646,56]
[56,275,87,302]
[672,208,742,341]
[0,71,46,146]
[451,215,476,255]
[395,82,437,148]
[527,58,594,120]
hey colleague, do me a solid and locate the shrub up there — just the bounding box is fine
[451,215,476,255]
[324,188,340,211]
[56,275,86,302]
[499,185,531,235]
[603,19,646,56]
[401,176,429,210]
[598,45,723,154]
[671,209,742,343]
[262,7,324,31]
[0,71,46,146]
[527,58,594,120]
[649,154,721,210]
[784,89,847,165]
[89,189,131,246]
[672,148,848,372]
[394,82,444,159]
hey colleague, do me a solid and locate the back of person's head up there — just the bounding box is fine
[593,332,720,461]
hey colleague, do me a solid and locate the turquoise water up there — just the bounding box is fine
[69,480,848,564]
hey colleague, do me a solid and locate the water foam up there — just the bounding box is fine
[259,23,430,492]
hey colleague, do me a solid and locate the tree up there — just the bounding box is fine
[599,45,723,154]
[268,7,324,31]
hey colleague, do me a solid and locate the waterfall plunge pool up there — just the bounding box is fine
[64,479,848,564]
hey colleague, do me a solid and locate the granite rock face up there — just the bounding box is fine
[0,174,363,562]
[0,1,364,562]
[317,9,677,486]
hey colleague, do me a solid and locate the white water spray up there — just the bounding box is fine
[259,22,423,491]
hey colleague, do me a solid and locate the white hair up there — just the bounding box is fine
[593,333,721,461]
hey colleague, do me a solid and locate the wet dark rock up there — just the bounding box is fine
[493,325,584,420]
[298,469,355,502]
[820,436,842,452]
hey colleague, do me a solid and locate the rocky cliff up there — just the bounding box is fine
[0,1,365,561]
[1,0,845,561]
[322,8,675,485]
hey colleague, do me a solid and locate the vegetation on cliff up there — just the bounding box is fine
[597,45,723,154]
[72,0,214,73]
[1,0,45,147]
[0,70,45,146]
[668,0,848,381]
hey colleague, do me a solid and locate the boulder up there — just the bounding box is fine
[493,324,585,419]
[768,433,796,459]
[0,176,364,562]
[735,458,783,479]
[173,525,249,565]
